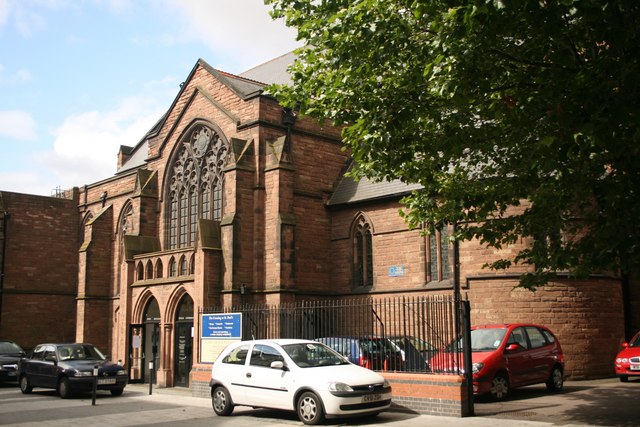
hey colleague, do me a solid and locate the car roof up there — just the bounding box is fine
[472,323,550,330]
[316,336,390,340]
[34,343,94,347]
[238,339,317,346]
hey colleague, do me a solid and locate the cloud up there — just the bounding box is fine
[0,170,55,196]
[0,110,37,140]
[0,65,33,84]
[164,0,301,72]
[0,0,9,26]
[35,94,168,189]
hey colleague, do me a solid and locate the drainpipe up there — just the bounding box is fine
[0,211,10,326]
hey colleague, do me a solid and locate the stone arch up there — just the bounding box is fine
[155,259,164,278]
[115,200,135,294]
[350,211,375,235]
[169,256,177,277]
[132,289,159,324]
[189,253,195,275]
[145,260,154,280]
[165,286,193,323]
[136,261,144,281]
[163,119,229,249]
[350,211,375,288]
[179,255,188,276]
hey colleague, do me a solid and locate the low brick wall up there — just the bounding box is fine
[191,364,212,398]
[381,372,470,417]
[191,364,469,417]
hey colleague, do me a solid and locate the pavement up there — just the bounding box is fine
[124,377,640,427]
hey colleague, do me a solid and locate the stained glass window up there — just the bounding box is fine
[167,124,227,249]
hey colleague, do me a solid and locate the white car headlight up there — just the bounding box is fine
[328,382,354,392]
[117,370,127,375]
[472,362,484,374]
[383,379,390,388]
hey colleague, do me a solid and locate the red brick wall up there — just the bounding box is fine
[0,191,79,349]
[467,277,624,379]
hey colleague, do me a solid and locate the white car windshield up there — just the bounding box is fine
[282,342,350,368]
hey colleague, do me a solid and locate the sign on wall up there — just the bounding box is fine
[388,265,406,277]
[200,313,242,363]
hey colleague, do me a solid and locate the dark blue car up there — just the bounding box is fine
[18,343,128,398]
[0,340,26,383]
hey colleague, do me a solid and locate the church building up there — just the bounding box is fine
[1,53,636,392]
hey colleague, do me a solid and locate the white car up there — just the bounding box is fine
[209,339,392,425]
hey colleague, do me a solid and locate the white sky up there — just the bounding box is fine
[0,0,300,196]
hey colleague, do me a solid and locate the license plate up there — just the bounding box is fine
[630,365,640,371]
[362,393,381,402]
[97,378,116,385]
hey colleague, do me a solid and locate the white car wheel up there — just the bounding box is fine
[297,392,325,425]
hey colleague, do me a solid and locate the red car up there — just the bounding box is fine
[615,331,640,382]
[432,323,565,400]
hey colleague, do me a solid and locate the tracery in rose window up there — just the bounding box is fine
[167,124,227,249]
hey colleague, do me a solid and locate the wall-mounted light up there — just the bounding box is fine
[240,284,246,295]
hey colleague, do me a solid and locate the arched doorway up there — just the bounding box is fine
[143,298,161,384]
[174,294,194,387]
[128,297,161,384]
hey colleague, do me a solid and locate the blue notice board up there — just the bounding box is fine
[388,265,405,277]
[201,313,242,339]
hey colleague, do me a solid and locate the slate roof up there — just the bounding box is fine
[239,51,295,85]
[327,174,423,207]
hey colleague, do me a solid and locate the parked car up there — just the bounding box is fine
[615,330,640,382]
[431,323,565,400]
[18,343,128,398]
[315,336,404,371]
[0,340,26,383]
[388,336,434,371]
[210,339,392,425]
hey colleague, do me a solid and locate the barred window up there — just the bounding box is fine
[167,124,227,249]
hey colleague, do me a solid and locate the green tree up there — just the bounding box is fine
[266,0,640,288]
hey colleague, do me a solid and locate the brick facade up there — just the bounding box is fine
[0,57,636,416]
[0,190,79,348]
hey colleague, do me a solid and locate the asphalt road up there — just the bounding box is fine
[473,377,640,426]
[0,377,638,426]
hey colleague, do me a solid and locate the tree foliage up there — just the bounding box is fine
[266,0,640,288]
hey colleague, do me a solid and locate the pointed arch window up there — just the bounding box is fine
[144,298,161,322]
[145,260,153,280]
[179,256,188,276]
[136,262,144,281]
[353,214,374,288]
[169,257,177,277]
[176,294,194,321]
[427,226,452,283]
[155,259,163,278]
[167,124,227,249]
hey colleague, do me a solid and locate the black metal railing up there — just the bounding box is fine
[201,295,468,374]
